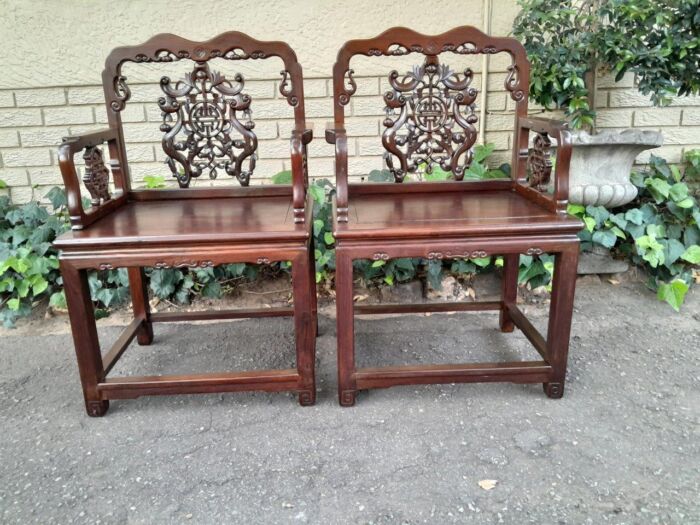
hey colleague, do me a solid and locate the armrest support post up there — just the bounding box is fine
[58,128,127,230]
[326,124,348,223]
[290,126,313,224]
[516,117,572,215]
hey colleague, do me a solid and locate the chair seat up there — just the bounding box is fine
[55,195,308,249]
[334,189,583,241]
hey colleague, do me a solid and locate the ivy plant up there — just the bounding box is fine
[569,150,699,310]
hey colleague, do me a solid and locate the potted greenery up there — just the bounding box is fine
[513,0,700,208]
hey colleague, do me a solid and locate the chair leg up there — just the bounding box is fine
[543,247,579,398]
[60,262,109,417]
[308,239,319,338]
[335,249,357,406]
[499,253,519,332]
[128,267,153,345]
[292,251,316,406]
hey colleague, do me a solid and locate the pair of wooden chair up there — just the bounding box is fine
[55,28,581,416]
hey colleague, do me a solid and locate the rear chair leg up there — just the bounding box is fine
[335,249,357,406]
[499,253,519,332]
[292,251,316,406]
[128,267,153,345]
[543,247,579,398]
[61,262,109,417]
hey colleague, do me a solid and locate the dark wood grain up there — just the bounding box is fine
[328,26,582,404]
[55,33,317,416]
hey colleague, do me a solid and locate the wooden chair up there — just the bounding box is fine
[54,33,316,416]
[326,27,583,406]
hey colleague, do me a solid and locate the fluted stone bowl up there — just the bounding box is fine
[568,129,663,208]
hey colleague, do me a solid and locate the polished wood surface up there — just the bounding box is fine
[337,188,582,240]
[328,26,581,405]
[55,33,317,416]
[55,196,308,248]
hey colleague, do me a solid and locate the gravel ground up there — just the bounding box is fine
[0,278,698,524]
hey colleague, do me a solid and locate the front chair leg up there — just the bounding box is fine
[499,253,519,332]
[128,267,153,345]
[292,252,316,406]
[335,249,357,406]
[544,247,579,398]
[61,262,109,417]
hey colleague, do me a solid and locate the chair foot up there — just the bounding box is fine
[499,322,515,333]
[543,382,564,399]
[298,390,316,406]
[136,322,154,346]
[339,390,357,407]
[86,400,109,417]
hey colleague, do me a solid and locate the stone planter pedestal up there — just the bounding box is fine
[568,129,663,208]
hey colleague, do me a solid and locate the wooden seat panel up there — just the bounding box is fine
[55,195,308,249]
[336,189,582,240]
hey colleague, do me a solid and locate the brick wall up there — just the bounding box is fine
[1,69,700,204]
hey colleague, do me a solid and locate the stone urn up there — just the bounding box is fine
[568,129,663,208]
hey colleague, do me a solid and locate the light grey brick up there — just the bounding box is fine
[595,109,634,128]
[304,99,334,118]
[0,167,28,186]
[633,108,681,127]
[258,139,292,159]
[344,118,379,137]
[122,122,161,143]
[19,127,69,147]
[308,156,335,177]
[348,156,384,176]
[67,86,105,105]
[0,129,19,148]
[656,127,700,145]
[125,144,155,163]
[0,108,42,127]
[10,186,33,203]
[609,89,654,108]
[2,148,51,167]
[250,99,295,119]
[0,91,14,107]
[485,113,517,131]
[356,136,385,156]
[43,106,94,126]
[302,79,327,98]
[353,77,380,96]
[14,88,66,107]
[252,119,278,140]
[307,140,334,159]
[681,108,700,125]
[245,80,275,99]
[486,93,507,111]
[352,96,385,117]
[27,168,63,186]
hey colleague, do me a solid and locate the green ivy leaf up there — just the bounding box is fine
[680,245,700,264]
[657,280,689,312]
[201,281,222,298]
[309,184,325,205]
[592,230,617,248]
[323,231,335,245]
[7,298,21,311]
[624,209,644,225]
[270,170,292,184]
[371,260,386,268]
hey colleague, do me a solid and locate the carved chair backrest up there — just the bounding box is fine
[102,32,306,191]
[332,26,530,185]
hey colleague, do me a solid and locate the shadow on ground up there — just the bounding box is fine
[1,279,698,524]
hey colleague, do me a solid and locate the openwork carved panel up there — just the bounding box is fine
[159,62,258,187]
[381,57,479,182]
[82,146,111,206]
[526,133,553,192]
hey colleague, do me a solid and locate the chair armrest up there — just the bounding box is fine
[58,128,127,230]
[515,116,573,214]
[289,124,313,224]
[325,124,349,222]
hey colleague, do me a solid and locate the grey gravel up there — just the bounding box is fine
[0,279,698,524]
